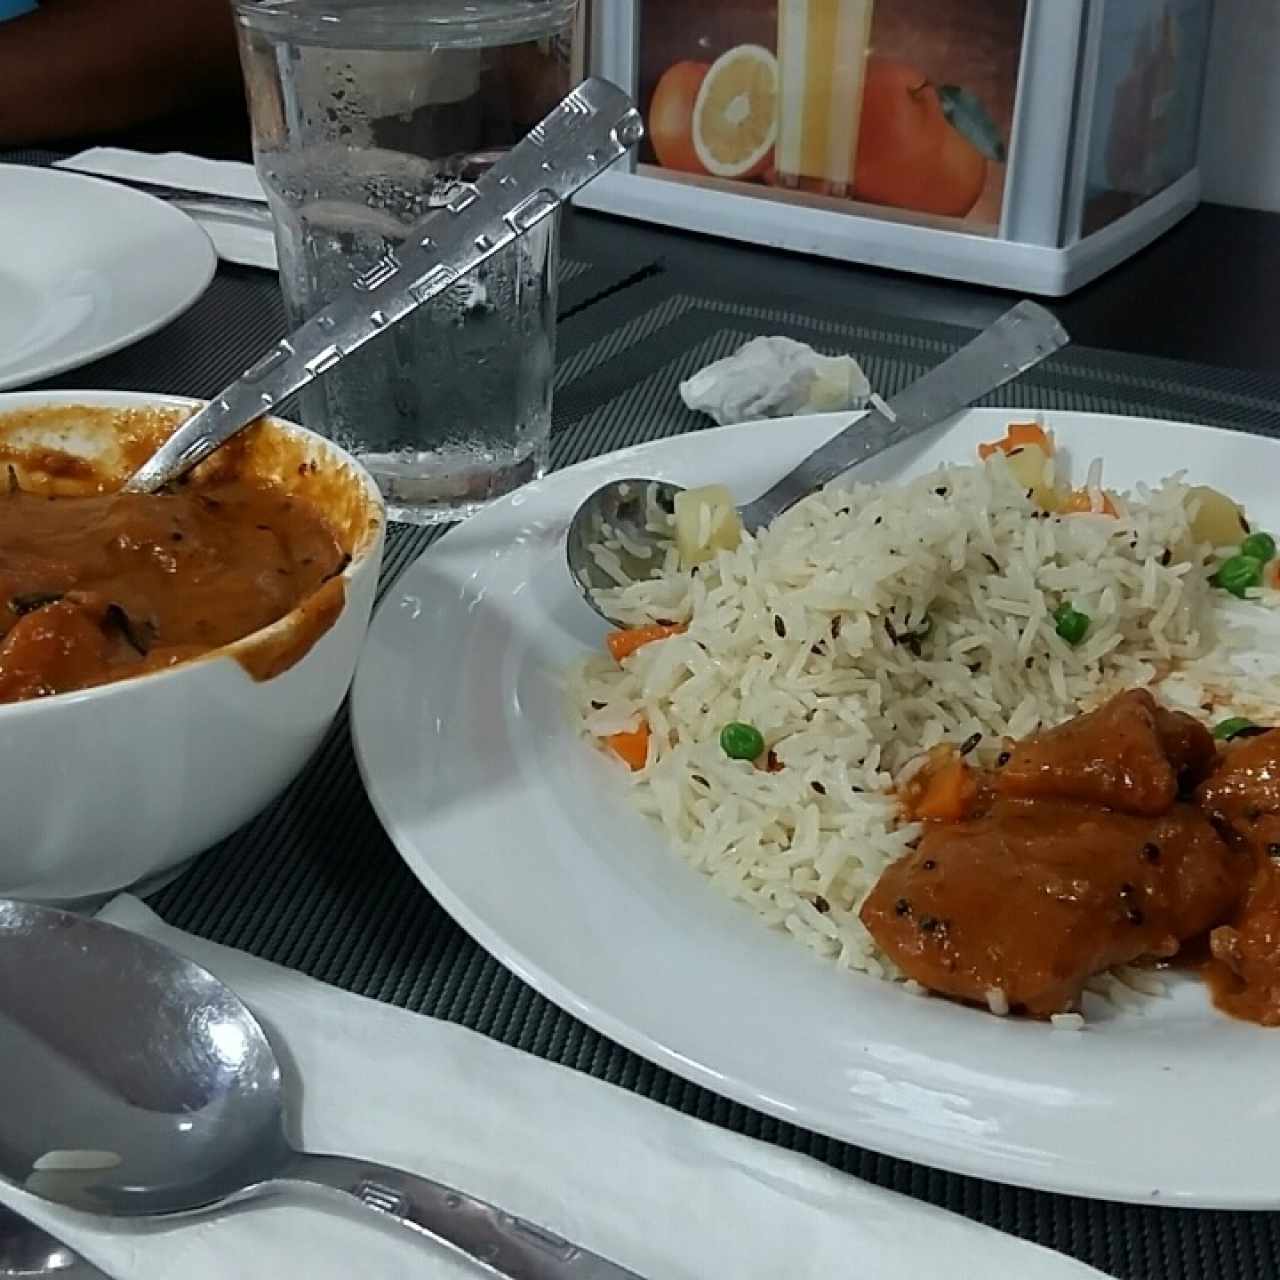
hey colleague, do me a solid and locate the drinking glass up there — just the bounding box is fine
[233,0,579,523]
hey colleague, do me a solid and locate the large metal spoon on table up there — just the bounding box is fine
[121,76,645,494]
[567,300,1069,627]
[0,900,644,1280]
[0,1202,116,1278]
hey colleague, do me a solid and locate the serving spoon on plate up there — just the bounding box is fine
[566,300,1069,627]
[0,899,643,1279]
[121,76,645,494]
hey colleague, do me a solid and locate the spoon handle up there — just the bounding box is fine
[284,1152,647,1279]
[0,1201,119,1279]
[737,300,1069,531]
[123,77,644,494]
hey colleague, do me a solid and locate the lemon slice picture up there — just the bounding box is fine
[692,44,779,180]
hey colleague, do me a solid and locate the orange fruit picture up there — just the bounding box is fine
[691,45,778,180]
[648,60,710,175]
[646,43,999,223]
[852,57,988,218]
[638,0,1020,229]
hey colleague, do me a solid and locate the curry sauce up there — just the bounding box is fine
[0,478,345,702]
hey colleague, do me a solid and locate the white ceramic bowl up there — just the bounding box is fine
[0,390,386,903]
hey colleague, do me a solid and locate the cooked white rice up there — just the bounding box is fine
[567,451,1276,994]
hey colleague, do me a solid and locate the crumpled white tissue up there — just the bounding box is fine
[679,335,872,425]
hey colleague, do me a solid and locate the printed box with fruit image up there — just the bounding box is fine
[638,0,1024,232]
[581,0,1212,292]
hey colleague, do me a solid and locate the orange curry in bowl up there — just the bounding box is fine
[0,404,371,704]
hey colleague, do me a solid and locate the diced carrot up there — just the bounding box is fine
[607,722,650,771]
[912,758,979,822]
[978,421,1054,461]
[1060,488,1118,517]
[1007,422,1052,451]
[606,623,686,663]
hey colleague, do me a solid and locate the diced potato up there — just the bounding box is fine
[1187,485,1249,548]
[674,485,743,567]
[1005,443,1047,491]
[1040,484,1070,514]
[1003,444,1059,510]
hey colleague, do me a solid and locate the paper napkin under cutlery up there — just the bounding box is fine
[56,148,277,271]
[0,896,1109,1278]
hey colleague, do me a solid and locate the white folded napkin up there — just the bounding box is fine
[55,148,277,270]
[679,335,873,425]
[0,896,1108,1279]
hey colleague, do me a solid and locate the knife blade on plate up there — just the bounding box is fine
[0,1201,116,1279]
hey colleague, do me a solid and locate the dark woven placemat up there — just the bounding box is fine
[142,285,1280,1280]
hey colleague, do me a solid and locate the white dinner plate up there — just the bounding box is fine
[0,166,215,390]
[351,407,1280,1209]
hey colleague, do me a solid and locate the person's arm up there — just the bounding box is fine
[0,0,242,146]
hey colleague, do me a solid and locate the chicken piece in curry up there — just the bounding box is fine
[1195,730,1280,1025]
[861,689,1280,1024]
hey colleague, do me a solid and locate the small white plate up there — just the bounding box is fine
[0,166,215,390]
[352,408,1280,1208]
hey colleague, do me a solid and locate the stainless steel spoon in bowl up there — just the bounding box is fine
[122,76,645,495]
[566,300,1069,627]
[0,900,644,1280]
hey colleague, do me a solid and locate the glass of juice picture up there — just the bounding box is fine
[775,0,875,196]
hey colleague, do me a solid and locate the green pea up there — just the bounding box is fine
[1053,603,1090,646]
[1213,554,1263,598]
[720,721,765,761]
[1241,531,1277,564]
[1213,716,1257,741]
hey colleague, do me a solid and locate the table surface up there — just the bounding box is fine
[4,144,1280,1280]
[565,200,1280,374]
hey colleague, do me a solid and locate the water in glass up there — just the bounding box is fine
[234,0,579,523]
